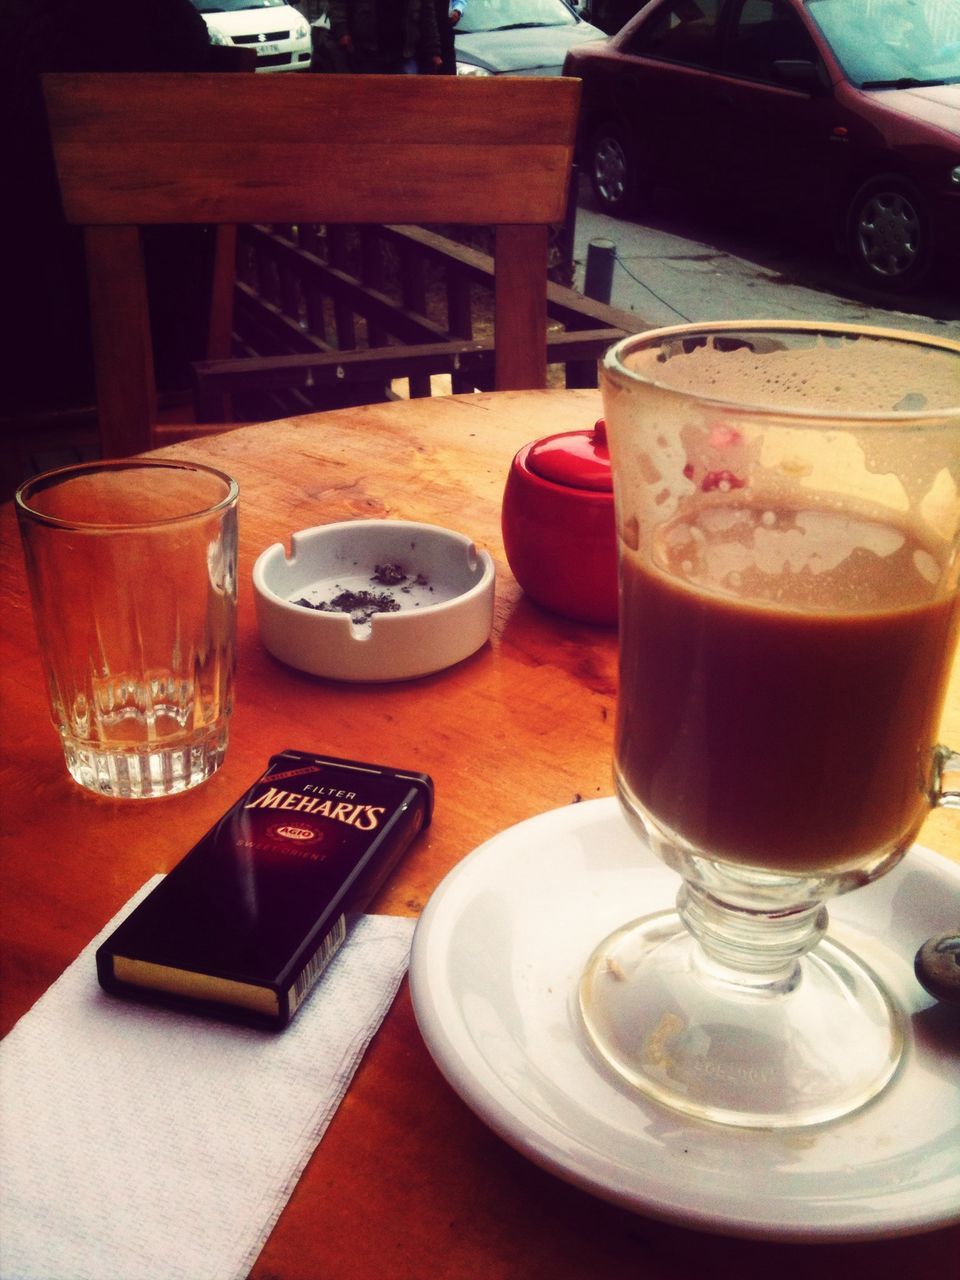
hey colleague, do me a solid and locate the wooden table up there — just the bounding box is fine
[2,389,957,1279]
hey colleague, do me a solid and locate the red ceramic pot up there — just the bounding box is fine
[501,419,617,626]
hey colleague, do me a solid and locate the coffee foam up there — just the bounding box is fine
[645,503,948,613]
[624,333,960,415]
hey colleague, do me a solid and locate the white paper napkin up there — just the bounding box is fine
[0,878,416,1280]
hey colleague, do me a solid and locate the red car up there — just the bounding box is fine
[563,0,960,290]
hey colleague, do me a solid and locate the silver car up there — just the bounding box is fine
[455,0,604,76]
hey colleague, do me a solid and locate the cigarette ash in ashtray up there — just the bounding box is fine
[292,562,438,626]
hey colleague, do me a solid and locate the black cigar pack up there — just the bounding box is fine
[96,750,433,1029]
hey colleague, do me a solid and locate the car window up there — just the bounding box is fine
[806,0,960,87]
[456,0,579,34]
[192,1,287,10]
[621,0,722,69]
[726,0,821,82]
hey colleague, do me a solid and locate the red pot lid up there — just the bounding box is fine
[526,420,612,493]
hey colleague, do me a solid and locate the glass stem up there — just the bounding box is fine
[677,883,828,995]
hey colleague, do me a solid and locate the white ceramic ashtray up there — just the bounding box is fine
[253,519,495,681]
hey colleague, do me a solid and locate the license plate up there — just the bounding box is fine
[257,42,281,55]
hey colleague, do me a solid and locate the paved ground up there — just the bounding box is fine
[571,176,960,342]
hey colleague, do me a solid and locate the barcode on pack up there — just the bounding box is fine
[288,914,348,1015]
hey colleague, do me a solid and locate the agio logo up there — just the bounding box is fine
[268,821,322,845]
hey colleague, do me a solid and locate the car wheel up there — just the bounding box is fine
[588,122,646,218]
[846,175,933,291]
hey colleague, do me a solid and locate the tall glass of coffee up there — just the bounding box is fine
[581,322,960,1128]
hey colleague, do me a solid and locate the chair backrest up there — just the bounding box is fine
[42,72,581,458]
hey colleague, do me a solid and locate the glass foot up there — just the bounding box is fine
[579,911,905,1129]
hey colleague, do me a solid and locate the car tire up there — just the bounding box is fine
[846,174,933,292]
[588,121,647,218]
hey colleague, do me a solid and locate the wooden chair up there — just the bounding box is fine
[41,72,581,459]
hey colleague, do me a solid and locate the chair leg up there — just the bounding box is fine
[84,226,156,457]
[494,225,548,391]
[187,224,238,423]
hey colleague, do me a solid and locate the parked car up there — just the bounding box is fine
[454,0,604,76]
[563,0,960,290]
[191,0,312,71]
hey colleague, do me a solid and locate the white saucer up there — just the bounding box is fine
[409,797,960,1242]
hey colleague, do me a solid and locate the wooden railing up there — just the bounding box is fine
[192,220,641,424]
